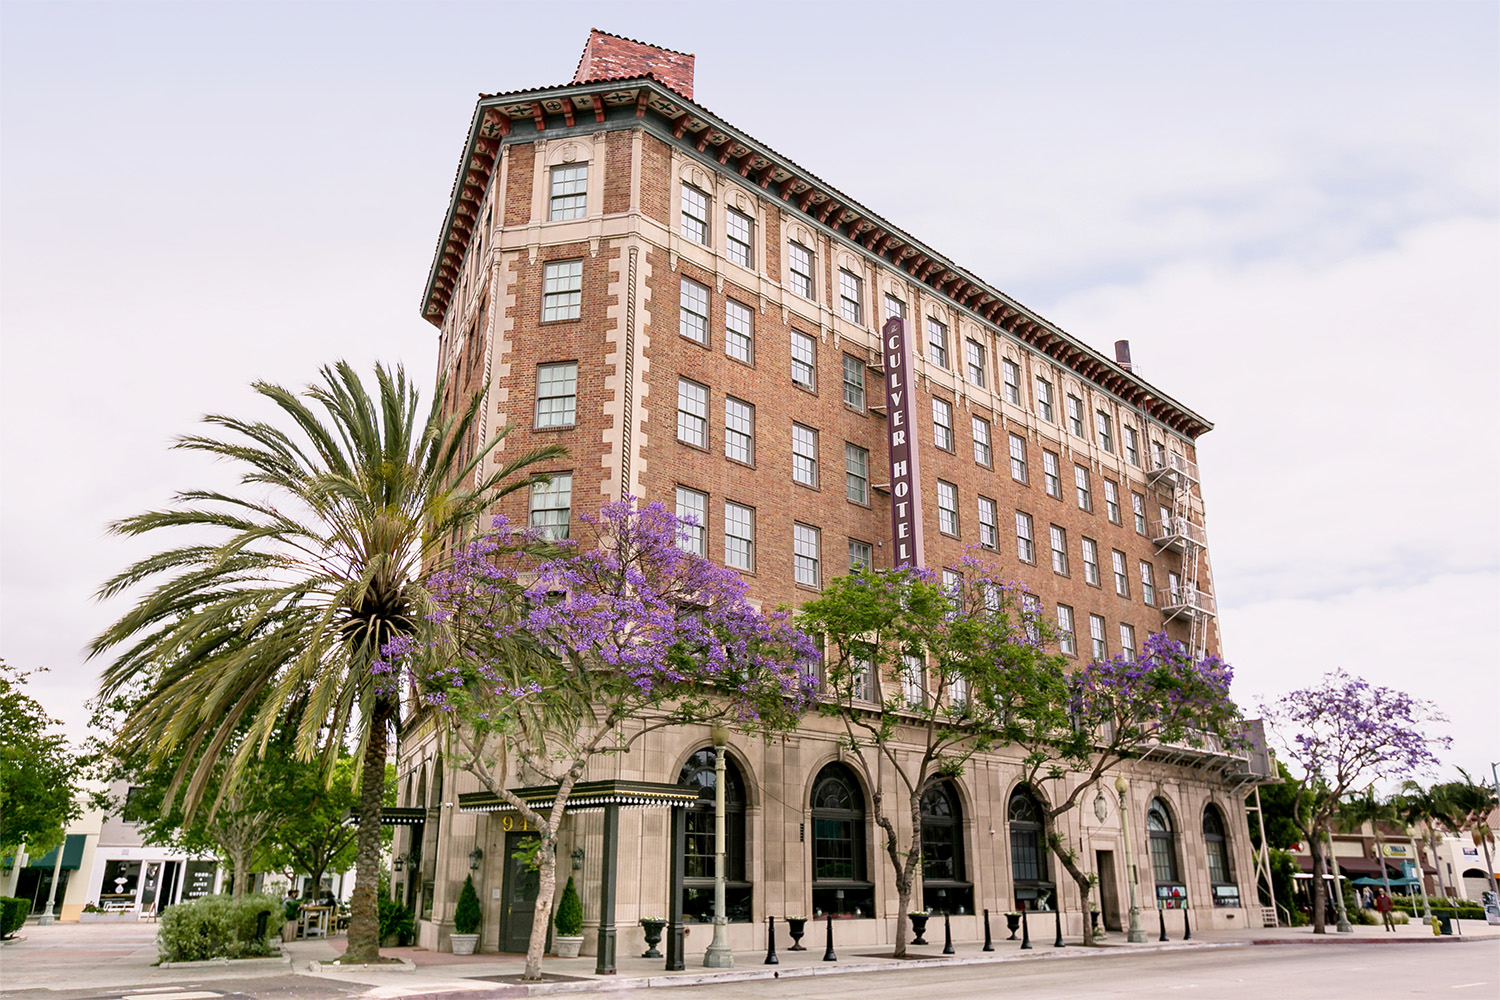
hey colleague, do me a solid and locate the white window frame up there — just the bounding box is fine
[679,276,710,345]
[1066,394,1085,437]
[676,486,708,555]
[972,415,992,466]
[788,242,815,299]
[843,354,866,410]
[1016,510,1035,563]
[965,338,986,387]
[680,184,710,245]
[1104,479,1121,524]
[1035,377,1055,422]
[725,297,754,363]
[845,443,869,504]
[1090,614,1107,660]
[937,480,960,536]
[1074,464,1092,511]
[1096,410,1114,452]
[1043,450,1062,499]
[1009,433,1028,483]
[792,423,819,487]
[676,378,709,448]
[542,259,583,321]
[848,538,873,572]
[793,522,821,588]
[725,501,755,571]
[1050,524,1068,575]
[1082,537,1100,586]
[1002,359,1022,404]
[933,397,954,450]
[1113,549,1130,597]
[1140,561,1156,606]
[548,163,587,221]
[839,269,864,325]
[725,396,754,465]
[978,495,998,550]
[535,361,578,429]
[927,317,949,368]
[529,473,573,540]
[1057,605,1076,656]
[726,207,754,268]
[790,330,816,390]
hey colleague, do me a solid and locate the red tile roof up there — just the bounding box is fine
[572,28,694,99]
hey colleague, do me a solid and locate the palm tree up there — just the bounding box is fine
[90,362,564,962]
[1447,769,1499,900]
[1337,789,1403,901]
[1398,781,1461,901]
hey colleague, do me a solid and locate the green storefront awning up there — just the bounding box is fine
[17,834,87,870]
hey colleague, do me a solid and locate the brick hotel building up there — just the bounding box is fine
[394,31,1270,955]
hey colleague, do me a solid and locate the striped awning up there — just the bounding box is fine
[459,780,700,816]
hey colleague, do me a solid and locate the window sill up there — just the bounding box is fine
[680,334,712,350]
[677,440,712,454]
[726,457,756,471]
[532,424,576,433]
[539,318,583,327]
[792,382,818,396]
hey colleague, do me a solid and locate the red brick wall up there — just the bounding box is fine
[573,30,694,99]
[603,131,633,215]
[640,135,670,225]
[504,143,534,227]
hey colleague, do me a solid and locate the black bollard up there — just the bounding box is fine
[1053,906,1064,948]
[943,911,954,955]
[1020,908,1032,950]
[1182,906,1191,941]
[1158,905,1168,942]
[823,912,837,962]
[982,909,994,952]
[765,915,779,965]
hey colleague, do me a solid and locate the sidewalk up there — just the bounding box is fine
[2,916,1495,999]
[280,916,1500,998]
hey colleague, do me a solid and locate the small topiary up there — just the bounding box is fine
[554,876,583,937]
[454,874,482,935]
[0,897,28,938]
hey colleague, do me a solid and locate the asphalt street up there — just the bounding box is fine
[650,941,1500,999]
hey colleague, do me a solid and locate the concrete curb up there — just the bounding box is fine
[160,954,292,969]
[356,940,1255,998]
[1249,935,1487,946]
[307,956,419,973]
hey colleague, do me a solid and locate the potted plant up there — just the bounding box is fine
[908,910,931,945]
[378,895,414,948]
[639,915,667,958]
[1005,911,1022,939]
[785,915,807,951]
[553,876,585,958]
[450,874,482,955]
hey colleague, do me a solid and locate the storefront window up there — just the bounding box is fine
[678,747,752,922]
[811,763,874,917]
[1009,787,1054,910]
[920,781,973,913]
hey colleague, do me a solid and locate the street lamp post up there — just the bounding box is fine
[703,725,734,968]
[1116,776,1145,943]
[37,844,65,925]
[1324,829,1353,933]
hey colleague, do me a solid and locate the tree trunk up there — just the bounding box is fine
[525,831,558,981]
[1043,811,1097,946]
[1375,832,1391,901]
[1310,834,1327,934]
[1427,832,1450,899]
[893,868,913,957]
[230,847,249,899]
[1479,834,1499,900]
[343,696,391,963]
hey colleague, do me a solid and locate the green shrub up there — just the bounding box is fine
[554,876,583,937]
[378,894,414,945]
[454,875,481,935]
[156,892,285,963]
[0,897,28,938]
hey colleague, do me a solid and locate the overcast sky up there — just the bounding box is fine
[3,1,1495,782]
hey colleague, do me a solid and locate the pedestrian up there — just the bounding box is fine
[1360,887,1372,910]
[1375,890,1395,932]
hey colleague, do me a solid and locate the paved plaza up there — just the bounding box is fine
[1,918,1497,999]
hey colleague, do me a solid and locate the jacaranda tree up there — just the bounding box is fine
[1261,670,1448,934]
[381,498,817,980]
[90,362,563,961]
[797,558,1050,957]
[996,630,1243,940]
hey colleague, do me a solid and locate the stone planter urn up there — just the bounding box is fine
[640,918,666,958]
[553,935,584,959]
[785,917,807,951]
[450,933,479,956]
[908,912,931,946]
[1005,912,1022,939]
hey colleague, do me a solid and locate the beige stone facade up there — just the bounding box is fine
[401,32,1264,955]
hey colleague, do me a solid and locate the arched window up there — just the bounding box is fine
[1203,805,1230,884]
[1008,786,1053,911]
[921,781,972,913]
[811,763,873,918]
[678,748,751,923]
[1148,798,1181,893]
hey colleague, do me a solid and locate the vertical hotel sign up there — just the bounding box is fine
[882,316,925,567]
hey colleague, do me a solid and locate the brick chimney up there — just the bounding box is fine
[573,29,694,99]
[1114,340,1134,372]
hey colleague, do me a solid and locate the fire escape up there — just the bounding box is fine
[1147,450,1215,658]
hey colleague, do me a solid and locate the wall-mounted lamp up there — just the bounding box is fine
[571,847,585,871]
[393,853,405,873]
[468,847,484,871]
